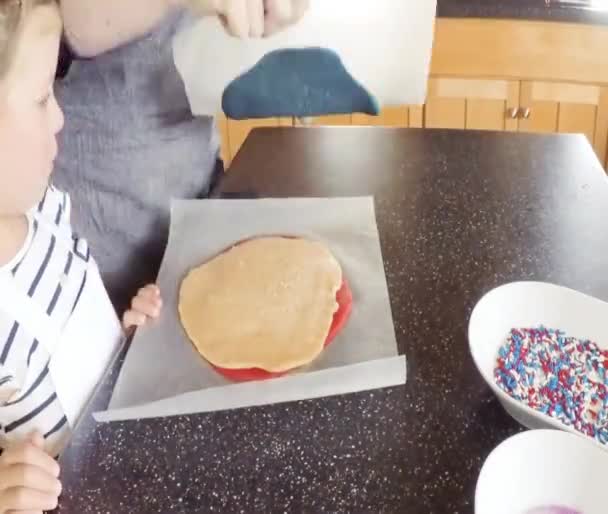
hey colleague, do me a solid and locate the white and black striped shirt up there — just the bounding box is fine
[0,186,93,453]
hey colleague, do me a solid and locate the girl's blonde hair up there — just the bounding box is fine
[0,0,57,77]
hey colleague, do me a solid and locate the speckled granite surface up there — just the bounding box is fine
[54,129,608,513]
[438,0,608,25]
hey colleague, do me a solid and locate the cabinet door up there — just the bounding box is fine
[425,78,520,131]
[351,106,425,128]
[225,117,292,167]
[519,81,608,166]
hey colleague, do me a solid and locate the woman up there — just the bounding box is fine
[54,0,308,313]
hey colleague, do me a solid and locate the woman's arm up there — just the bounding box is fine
[61,0,310,57]
[60,0,308,57]
[60,0,185,58]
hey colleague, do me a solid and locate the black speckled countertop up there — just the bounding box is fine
[55,128,608,513]
[438,0,608,25]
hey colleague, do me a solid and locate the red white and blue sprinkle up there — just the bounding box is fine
[494,326,608,445]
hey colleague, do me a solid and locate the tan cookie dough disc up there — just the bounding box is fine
[179,237,343,372]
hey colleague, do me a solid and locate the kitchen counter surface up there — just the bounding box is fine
[54,128,608,513]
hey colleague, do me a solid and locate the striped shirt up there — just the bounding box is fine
[0,186,95,453]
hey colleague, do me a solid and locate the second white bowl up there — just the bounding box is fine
[476,429,608,514]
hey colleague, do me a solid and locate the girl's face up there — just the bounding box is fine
[0,5,63,217]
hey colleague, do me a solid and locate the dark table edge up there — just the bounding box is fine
[437,3,608,26]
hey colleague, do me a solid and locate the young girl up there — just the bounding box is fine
[0,1,162,511]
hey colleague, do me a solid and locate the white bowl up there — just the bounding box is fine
[468,281,608,443]
[475,429,608,514]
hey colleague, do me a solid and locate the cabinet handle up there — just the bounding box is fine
[506,107,519,119]
[520,107,531,120]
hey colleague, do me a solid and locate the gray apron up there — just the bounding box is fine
[54,11,220,313]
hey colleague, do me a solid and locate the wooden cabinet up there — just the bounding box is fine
[519,81,608,163]
[425,78,520,131]
[429,18,608,168]
[221,114,355,166]
[222,114,355,165]
[352,106,424,128]
[351,106,425,128]
[422,78,608,165]
[221,115,291,166]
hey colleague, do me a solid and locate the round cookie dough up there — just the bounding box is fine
[179,237,343,372]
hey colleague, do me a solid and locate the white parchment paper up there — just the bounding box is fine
[174,0,437,115]
[99,197,404,421]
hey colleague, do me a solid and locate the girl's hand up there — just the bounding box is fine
[186,0,309,38]
[122,284,163,331]
[0,432,61,514]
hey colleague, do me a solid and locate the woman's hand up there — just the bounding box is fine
[0,432,61,514]
[122,284,163,332]
[262,0,309,37]
[186,0,309,38]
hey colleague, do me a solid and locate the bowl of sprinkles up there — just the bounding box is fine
[475,430,608,514]
[495,327,608,445]
[469,282,608,445]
